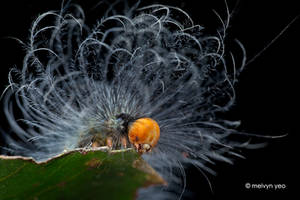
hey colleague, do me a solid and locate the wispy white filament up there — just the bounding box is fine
[1,1,263,199]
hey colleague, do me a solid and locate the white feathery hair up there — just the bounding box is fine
[1,1,264,199]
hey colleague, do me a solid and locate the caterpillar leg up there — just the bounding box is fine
[106,136,113,149]
[92,141,100,148]
[121,136,128,149]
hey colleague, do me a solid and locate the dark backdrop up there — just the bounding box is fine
[0,0,298,199]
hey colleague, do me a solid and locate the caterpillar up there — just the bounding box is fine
[0,0,295,199]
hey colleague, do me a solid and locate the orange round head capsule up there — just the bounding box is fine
[128,118,160,153]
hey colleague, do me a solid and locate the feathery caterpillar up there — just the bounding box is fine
[0,0,296,199]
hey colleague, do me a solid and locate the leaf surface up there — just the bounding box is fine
[0,148,165,200]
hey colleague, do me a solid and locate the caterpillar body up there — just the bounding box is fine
[0,0,280,199]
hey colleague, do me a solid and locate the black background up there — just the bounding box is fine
[0,0,298,199]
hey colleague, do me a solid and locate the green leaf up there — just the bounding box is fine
[0,148,165,200]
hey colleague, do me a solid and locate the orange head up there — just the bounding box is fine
[128,118,160,153]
